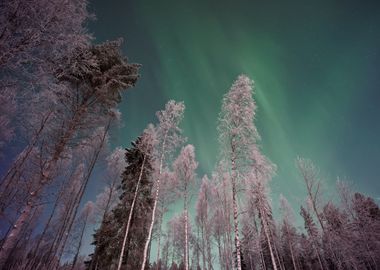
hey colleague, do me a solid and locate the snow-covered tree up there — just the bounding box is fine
[116,126,157,270]
[140,100,185,270]
[173,144,198,270]
[0,40,140,268]
[218,75,260,270]
[195,175,214,270]
[279,195,299,270]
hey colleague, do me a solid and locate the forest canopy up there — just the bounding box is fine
[0,1,379,270]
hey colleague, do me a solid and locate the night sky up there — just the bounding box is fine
[84,0,380,255]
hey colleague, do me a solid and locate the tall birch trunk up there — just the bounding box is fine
[232,179,242,270]
[140,137,166,270]
[284,223,298,270]
[0,108,84,268]
[184,182,189,270]
[155,214,163,270]
[260,210,278,270]
[117,155,146,270]
[49,119,111,270]
[231,153,242,270]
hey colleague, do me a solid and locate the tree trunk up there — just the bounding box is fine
[70,215,88,270]
[141,172,160,270]
[26,174,70,269]
[0,110,52,214]
[0,109,85,267]
[184,182,189,270]
[217,237,223,270]
[232,182,242,270]
[201,226,207,270]
[206,231,213,270]
[285,224,297,270]
[261,212,278,270]
[117,155,146,270]
[221,179,232,270]
[231,155,242,270]
[0,198,33,267]
[140,137,167,270]
[89,172,117,270]
[49,121,110,270]
[155,214,163,270]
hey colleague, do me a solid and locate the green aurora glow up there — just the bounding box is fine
[86,0,380,257]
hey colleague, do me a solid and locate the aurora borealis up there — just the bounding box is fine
[89,0,380,205]
[85,1,380,258]
[2,0,380,267]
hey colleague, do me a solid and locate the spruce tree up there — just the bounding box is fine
[88,136,153,269]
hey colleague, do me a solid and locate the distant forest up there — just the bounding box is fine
[0,1,379,270]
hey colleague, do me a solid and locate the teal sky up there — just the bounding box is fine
[83,0,380,261]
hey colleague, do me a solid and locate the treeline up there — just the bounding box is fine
[0,1,379,270]
[87,76,380,270]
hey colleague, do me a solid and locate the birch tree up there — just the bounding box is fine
[196,175,214,270]
[211,166,234,270]
[218,74,263,270]
[300,206,325,270]
[140,100,185,270]
[69,201,95,270]
[96,147,126,223]
[0,0,91,160]
[279,195,299,270]
[173,144,198,270]
[0,40,140,267]
[296,157,325,231]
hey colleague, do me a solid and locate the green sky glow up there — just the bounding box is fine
[86,0,380,258]
[90,0,379,198]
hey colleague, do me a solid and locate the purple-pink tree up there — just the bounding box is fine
[140,100,185,270]
[217,75,260,270]
[0,40,140,267]
[173,144,198,270]
[195,175,214,270]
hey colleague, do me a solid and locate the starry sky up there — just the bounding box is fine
[88,0,380,206]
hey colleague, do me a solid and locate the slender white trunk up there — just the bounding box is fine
[260,211,278,270]
[140,183,159,270]
[0,109,84,267]
[231,155,242,270]
[117,155,146,270]
[70,214,89,270]
[222,180,232,270]
[0,110,53,213]
[285,223,297,270]
[155,214,163,270]
[0,196,33,267]
[232,181,242,270]
[140,137,166,270]
[184,182,189,270]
